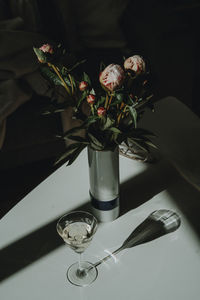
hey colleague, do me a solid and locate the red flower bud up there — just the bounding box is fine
[39,44,54,54]
[87,94,95,104]
[97,107,106,117]
[79,81,88,91]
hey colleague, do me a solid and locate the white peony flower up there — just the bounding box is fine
[99,64,124,92]
[124,55,145,75]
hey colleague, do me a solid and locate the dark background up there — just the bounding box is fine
[0,0,200,218]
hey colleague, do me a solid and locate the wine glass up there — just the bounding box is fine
[56,211,98,286]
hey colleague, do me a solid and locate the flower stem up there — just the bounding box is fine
[91,104,94,115]
[48,63,71,96]
[117,102,125,124]
[107,94,113,110]
[121,105,127,120]
[104,93,109,109]
[68,74,74,95]
[133,94,154,110]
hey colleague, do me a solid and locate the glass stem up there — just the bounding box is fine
[77,253,86,278]
[78,253,83,271]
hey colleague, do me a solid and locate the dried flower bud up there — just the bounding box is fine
[99,64,124,92]
[97,107,106,117]
[143,80,148,86]
[79,81,88,91]
[87,94,95,104]
[124,55,145,75]
[39,44,54,54]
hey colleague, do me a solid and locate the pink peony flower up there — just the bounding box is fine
[87,94,95,104]
[97,107,106,117]
[79,81,88,91]
[99,64,124,92]
[124,55,145,75]
[39,44,54,54]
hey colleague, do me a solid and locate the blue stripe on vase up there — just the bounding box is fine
[90,192,119,211]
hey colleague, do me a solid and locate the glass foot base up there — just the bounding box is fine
[67,261,98,287]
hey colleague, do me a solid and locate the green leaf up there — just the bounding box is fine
[83,72,91,85]
[109,97,123,106]
[101,116,115,130]
[63,76,71,86]
[42,108,66,115]
[33,47,47,63]
[127,138,148,153]
[126,95,134,106]
[116,132,127,145]
[61,66,68,75]
[68,135,89,144]
[115,93,124,102]
[108,127,121,133]
[90,142,104,151]
[111,132,120,144]
[40,66,62,85]
[63,124,85,137]
[96,96,106,107]
[85,115,99,127]
[128,106,137,128]
[88,133,104,149]
[108,127,122,144]
[67,144,86,165]
[54,143,81,165]
[70,75,77,89]
[90,88,96,95]
[69,59,86,72]
[77,90,87,107]
[144,140,158,149]
[132,128,156,138]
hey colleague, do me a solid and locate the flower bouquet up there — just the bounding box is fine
[33,44,156,166]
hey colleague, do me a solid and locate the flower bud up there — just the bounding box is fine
[97,107,106,117]
[79,81,88,91]
[33,44,54,63]
[99,64,124,92]
[39,44,54,54]
[143,80,148,86]
[87,94,95,105]
[124,55,145,75]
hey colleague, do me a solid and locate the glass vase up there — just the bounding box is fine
[87,146,120,222]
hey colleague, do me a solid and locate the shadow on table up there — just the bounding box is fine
[119,160,176,216]
[0,160,185,283]
[166,176,200,237]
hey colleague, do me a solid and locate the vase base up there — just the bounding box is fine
[92,206,119,222]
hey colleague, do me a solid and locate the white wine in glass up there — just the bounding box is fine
[57,211,98,286]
